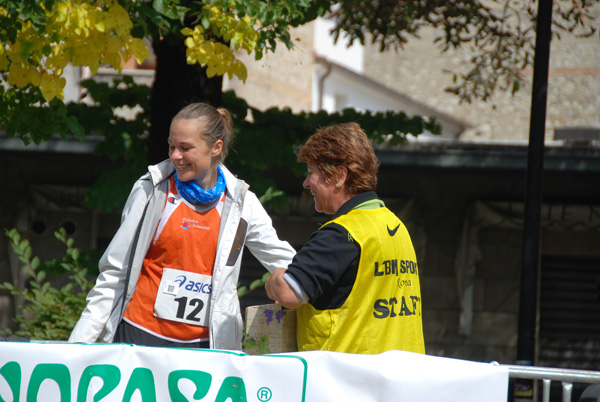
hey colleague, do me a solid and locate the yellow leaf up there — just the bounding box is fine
[95,18,105,32]
[214,62,225,74]
[192,29,203,42]
[28,69,41,86]
[0,54,8,71]
[130,38,150,62]
[8,64,28,87]
[89,63,99,74]
[237,64,248,82]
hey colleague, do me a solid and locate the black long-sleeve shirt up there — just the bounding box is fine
[285,191,384,310]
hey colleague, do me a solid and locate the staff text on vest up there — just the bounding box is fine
[373,295,422,318]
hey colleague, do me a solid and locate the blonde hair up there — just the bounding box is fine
[172,103,234,163]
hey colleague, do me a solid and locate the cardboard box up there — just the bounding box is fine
[244,304,297,354]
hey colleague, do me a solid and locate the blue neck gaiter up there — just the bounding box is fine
[174,166,226,205]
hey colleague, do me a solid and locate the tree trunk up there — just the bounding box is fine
[147,36,224,165]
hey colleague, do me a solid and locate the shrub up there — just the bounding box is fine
[0,228,94,340]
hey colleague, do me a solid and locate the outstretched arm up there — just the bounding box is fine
[265,268,302,309]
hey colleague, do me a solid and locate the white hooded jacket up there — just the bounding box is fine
[69,160,295,350]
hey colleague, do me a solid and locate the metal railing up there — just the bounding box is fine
[505,364,600,402]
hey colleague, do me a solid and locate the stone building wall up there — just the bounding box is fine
[222,23,315,113]
[363,25,600,142]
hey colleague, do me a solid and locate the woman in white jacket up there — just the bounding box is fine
[69,103,295,350]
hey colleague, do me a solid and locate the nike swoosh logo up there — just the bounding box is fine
[387,223,400,236]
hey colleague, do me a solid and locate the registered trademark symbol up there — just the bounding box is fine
[257,387,272,401]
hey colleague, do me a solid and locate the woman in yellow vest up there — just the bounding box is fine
[266,122,425,355]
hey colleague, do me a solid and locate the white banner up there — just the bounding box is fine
[0,341,508,402]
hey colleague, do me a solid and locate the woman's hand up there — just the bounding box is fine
[265,268,301,309]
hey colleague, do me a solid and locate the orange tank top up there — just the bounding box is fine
[123,175,224,342]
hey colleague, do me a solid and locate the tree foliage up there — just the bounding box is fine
[0,0,148,101]
[0,0,324,100]
[0,0,326,143]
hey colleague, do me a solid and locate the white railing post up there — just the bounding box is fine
[505,365,600,402]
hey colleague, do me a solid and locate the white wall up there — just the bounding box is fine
[313,17,363,74]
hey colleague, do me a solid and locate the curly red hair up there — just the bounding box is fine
[297,122,379,194]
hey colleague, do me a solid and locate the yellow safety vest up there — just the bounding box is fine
[296,206,425,354]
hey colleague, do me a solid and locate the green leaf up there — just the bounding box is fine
[65,115,85,140]
[24,245,32,260]
[19,40,37,59]
[153,0,169,14]
[37,270,46,282]
[6,228,19,242]
[202,16,210,29]
[175,5,189,24]
[259,186,284,204]
[19,239,30,252]
[237,285,248,298]
[249,278,263,290]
